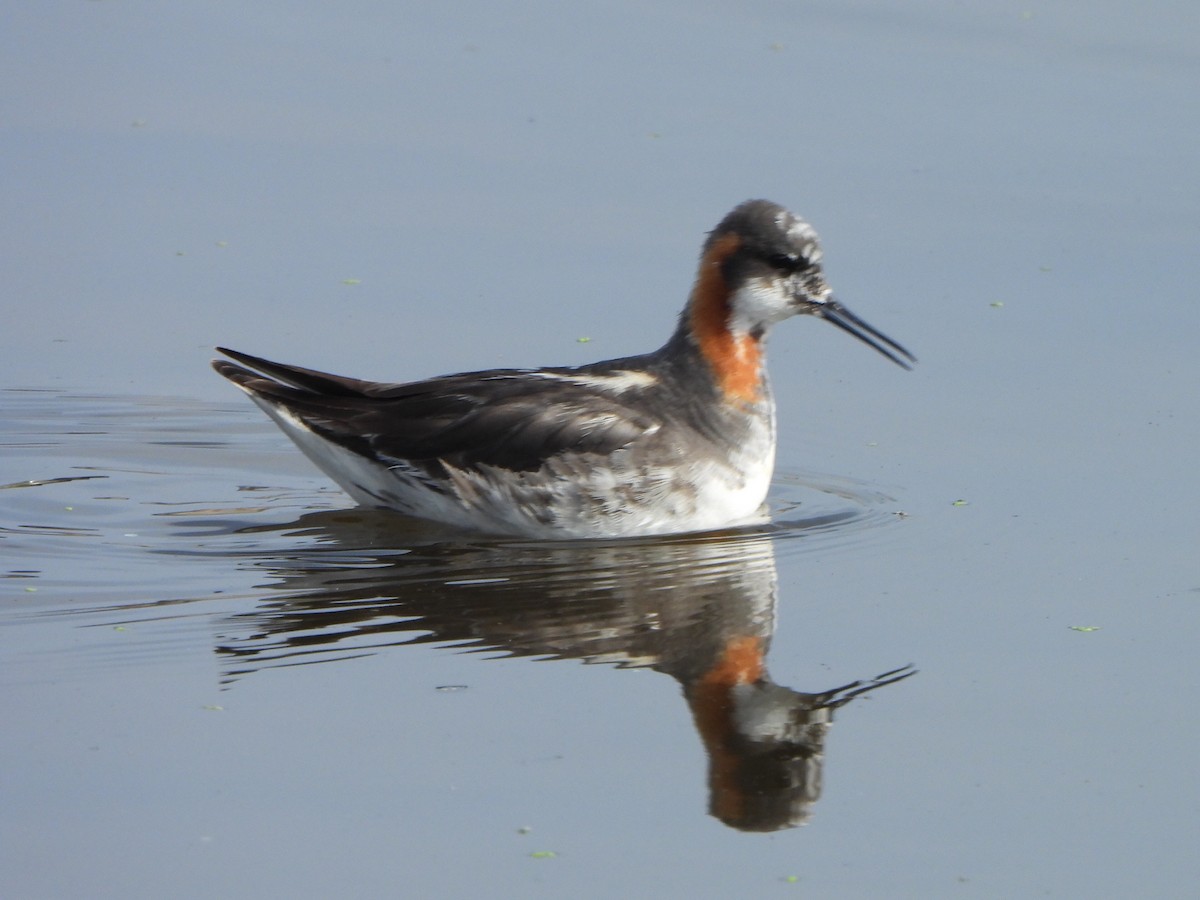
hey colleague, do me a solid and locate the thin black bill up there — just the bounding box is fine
[818,299,916,370]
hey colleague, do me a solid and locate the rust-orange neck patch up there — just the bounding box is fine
[687,634,766,825]
[697,634,765,690]
[688,233,765,404]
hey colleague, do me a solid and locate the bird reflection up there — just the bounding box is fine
[214,509,914,831]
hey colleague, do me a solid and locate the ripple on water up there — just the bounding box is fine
[1,390,913,643]
[2,388,917,834]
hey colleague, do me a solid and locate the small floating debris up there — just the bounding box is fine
[156,506,270,517]
[1068,625,1100,633]
[435,684,469,692]
[0,475,108,490]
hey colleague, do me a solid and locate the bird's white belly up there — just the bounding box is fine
[255,395,777,539]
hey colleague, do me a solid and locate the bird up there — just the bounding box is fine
[213,199,914,539]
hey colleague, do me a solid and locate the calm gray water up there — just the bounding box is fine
[4,2,1199,897]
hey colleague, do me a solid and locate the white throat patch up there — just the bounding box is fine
[729,277,797,336]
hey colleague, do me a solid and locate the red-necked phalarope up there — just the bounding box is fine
[214,199,914,538]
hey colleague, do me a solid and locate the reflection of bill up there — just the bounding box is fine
[217,512,915,832]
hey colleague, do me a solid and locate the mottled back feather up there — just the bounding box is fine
[213,350,659,474]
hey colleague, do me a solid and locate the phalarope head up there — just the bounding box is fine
[707,199,916,369]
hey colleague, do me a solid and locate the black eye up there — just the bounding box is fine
[766,252,804,272]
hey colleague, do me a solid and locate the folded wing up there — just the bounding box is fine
[213,348,660,475]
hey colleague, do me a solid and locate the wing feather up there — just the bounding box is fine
[213,350,661,474]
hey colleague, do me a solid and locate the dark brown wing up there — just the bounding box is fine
[213,348,660,473]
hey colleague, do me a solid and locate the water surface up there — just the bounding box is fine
[4,1,1199,896]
